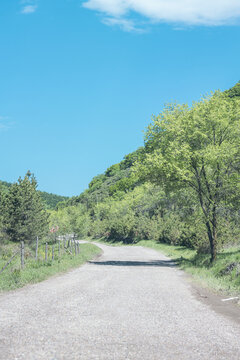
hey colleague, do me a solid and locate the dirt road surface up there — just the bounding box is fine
[1,243,240,360]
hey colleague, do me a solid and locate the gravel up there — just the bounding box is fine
[0,242,240,360]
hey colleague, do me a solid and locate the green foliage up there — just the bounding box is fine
[89,174,107,191]
[119,147,146,170]
[0,180,68,210]
[49,83,240,262]
[2,171,49,243]
[0,180,11,193]
[38,191,68,209]
[109,175,137,196]
[136,92,240,260]
[105,163,121,177]
[60,147,146,209]
[225,81,240,98]
[49,203,92,237]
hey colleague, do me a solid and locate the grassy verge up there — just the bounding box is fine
[0,243,101,292]
[94,238,240,296]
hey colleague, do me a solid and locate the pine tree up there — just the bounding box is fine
[3,171,49,243]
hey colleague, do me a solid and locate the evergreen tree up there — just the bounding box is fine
[3,171,49,243]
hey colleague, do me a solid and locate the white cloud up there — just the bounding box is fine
[82,0,240,30]
[103,17,143,32]
[21,4,37,14]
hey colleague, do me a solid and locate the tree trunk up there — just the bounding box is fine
[205,221,216,263]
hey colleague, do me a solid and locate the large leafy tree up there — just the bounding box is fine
[3,171,49,243]
[136,92,240,261]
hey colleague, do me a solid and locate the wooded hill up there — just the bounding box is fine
[50,82,240,262]
[0,180,68,210]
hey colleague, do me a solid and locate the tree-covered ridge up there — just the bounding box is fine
[61,79,240,212]
[61,147,145,208]
[38,191,68,210]
[0,180,68,210]
[225,81,240,98]
[50,83,240,262]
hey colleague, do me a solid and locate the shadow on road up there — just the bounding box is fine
[89,260,176,267]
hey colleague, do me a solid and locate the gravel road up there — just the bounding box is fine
[1,242,240,360]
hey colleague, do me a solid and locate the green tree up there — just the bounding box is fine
[226,81,240,98]
[3,171,49,243]
[136,92,240,261]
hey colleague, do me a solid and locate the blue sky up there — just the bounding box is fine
[0,0,240,196]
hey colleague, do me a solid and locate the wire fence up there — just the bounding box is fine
[0,234,80,275]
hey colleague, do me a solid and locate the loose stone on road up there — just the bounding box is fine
[0,243,240,359]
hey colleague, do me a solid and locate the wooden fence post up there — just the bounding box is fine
[35,236,39,261]
[21,241,24,269]
[77,242,80,255]
[45,242,48,261]
[0,250,19,275]
[74,241,77,256]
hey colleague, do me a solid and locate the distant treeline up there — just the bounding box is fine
[38,191,69,210]
[0,180,68,210]
[49,82,240,262]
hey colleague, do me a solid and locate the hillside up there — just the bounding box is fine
[50,83,240,263]
[225,81,240,98]
[61,147,145,209]
[38,191,69,210]
[0,180,68,210]
[62,81,240,211]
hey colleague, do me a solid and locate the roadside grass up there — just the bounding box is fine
[93,238,240,296]
[0,242,101,292]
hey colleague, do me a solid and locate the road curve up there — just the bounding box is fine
[0,243,240,360]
